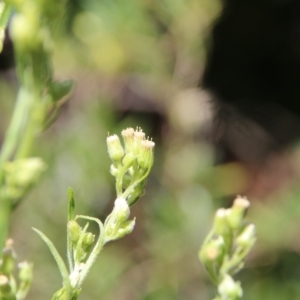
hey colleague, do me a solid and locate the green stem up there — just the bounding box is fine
[14,101,38,159]
[0,88,31,171]
[67,189,76,272]
[0,88,31,255]
[121,166,151,200]
[115,162,126,197]
[0,195,11,257]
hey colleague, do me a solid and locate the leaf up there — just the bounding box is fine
[32,227,71,298]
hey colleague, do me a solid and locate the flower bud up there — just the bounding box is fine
[10,12,38,49]
[18,261,33,283]
[218,275,243,299]
[112,197,130,224]
[127,181,146,206]
[121,127,136,153]
[236,223,256,248]
[1,239,16,275]
[82,232,95,247]
[227,196,250,229]
[199,236,225,267]
[0,275,12,296]
[107,134,124,162]
[104,198,132,242]
[5,157,46,188]
[116,219,135,238]
[110,164,119,177]
[68,221,82,244]
[202,236,225,261]
[213,208,230,236]
[137,139,155,169]
[134,128,145,146]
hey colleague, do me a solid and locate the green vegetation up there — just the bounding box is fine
[0,0,299,299]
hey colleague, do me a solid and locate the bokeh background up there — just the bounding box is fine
[1,0,300,299]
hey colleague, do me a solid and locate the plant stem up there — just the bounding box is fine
[0,88,32,254]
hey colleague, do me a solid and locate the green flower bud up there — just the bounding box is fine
[18,261,33,283]
[213,208,230,236]
[110,164,119,177]
[137,139,155,169]
[52,288,67,300]
[236,224,256,248]
[5,157,46,188]
[127,180,146,206]
[104,198,132,242]
[10,12,38,49]
[134,128,145,146]
[227,196,250,229]
[82,232,95,247]
[1,239,16,275]
[68,221,82,244]
[218,275,243,299]
[112,197,130,224]
[117,219,135,239]
[199,236,225,264]
[107,134,125,162]
[0,275,12,296]
[121,127,135,153]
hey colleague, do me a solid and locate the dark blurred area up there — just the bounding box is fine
[203,0,300,164]
[1,0,300,299]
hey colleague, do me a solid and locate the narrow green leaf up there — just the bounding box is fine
[68,188,75,221]
[32,228,71,297]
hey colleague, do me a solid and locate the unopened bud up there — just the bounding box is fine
[227,196,250,229]
[0,275,12,296]
[199,236,225,264]
[137,139,155,169]
[121,127,136,153]
[213,208,230,236]
[5,157,46,188]
[10,13,38,49]
[110,164,119,177]
[127,181,145,206]
[112,197,130,223]
[117,219,135,238]
[18,261,33,283]
[1,240,16,275]
[134,128,145,145]
[68,221,82,243]
[107,135,125,162]
[218,275,243,299]
[82,232,95,247]
[236,224,256,248]
[105,198,133,242]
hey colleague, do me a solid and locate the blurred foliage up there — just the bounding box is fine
[1,0,300,299]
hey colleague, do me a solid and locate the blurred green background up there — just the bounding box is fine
[1,0,300,299]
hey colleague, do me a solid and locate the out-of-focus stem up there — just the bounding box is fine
[0,88,31,254]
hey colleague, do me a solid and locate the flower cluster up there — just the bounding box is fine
[0,239,32,300]
[34,127,155,300]
[199,196,256,300]
[107,127,155,206]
